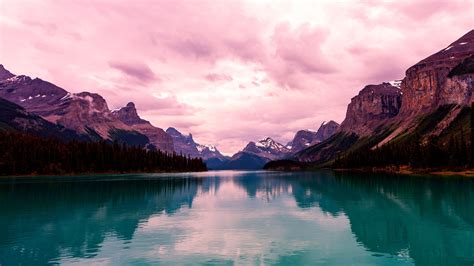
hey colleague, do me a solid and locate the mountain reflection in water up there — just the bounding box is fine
[0,171,472,265]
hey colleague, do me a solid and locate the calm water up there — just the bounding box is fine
[0,171,473,265]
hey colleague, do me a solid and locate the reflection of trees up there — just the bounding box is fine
[294,172,474,266]
[1,172,473,265]
[0,177,203,265]
[231,171,474,265]
[232,173,293,201]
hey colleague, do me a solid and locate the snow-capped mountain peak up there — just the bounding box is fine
[256,137,275,148]
[242,137,290,160]
[196,144,217,153]
[255,137,287,151]
[166,127,226,162]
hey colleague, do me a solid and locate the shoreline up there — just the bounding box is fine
[264,161,474,178]
[0,169,208,179]
[3,167,474,179]
[331,166,474,178]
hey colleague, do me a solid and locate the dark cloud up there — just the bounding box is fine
[109,61,158,83]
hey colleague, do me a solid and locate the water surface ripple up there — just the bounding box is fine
[0,170,473,265]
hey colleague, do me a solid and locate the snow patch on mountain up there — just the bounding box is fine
[389,80,402,88]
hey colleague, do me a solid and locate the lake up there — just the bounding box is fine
[0,170,473,265]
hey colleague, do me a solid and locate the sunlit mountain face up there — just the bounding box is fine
[1,0,472,155]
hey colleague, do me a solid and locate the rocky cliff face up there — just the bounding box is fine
[441,54,474,105]
[400,30,474,117]
[112,102,174,152]
[315,120,340,141]
[340,83,402,135]
[287,120,340,153]
[166,127,227,161]
[0,64,14,80]
[50,92,128,138]
[294,30,474,166]
[378,30,474,145]
[166,127,201,157]
[111,102,148,125]
[287,130,318,152]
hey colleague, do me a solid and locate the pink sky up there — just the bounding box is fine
[0,0,472,155]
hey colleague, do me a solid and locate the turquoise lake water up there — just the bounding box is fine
[0,170,473,265]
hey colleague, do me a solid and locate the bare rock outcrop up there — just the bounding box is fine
[340,83,401,135]
[112,102,174,152]
[166,127,227,160]
[288,120,340,153]
[400,30,474,117]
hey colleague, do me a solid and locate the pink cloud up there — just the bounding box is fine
[273,23,335,74]
[205,73,233,82]
[388,0,467,20]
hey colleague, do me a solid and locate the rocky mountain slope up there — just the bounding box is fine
[290,29,474,167]
[339,83,401,136]
[0,98,87,141]
[112,102,173,152]
[222,151,271,170]
[243,137,291,160]
[165,127,228,168]
[0,65,172,151]
[216,137,289,170]
[287,121,340,153]
[222,121,341,170]
[400,30,474,116]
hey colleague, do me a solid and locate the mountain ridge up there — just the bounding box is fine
[165,127,228,168]
[0,65,173,152]
[281,29,474,169]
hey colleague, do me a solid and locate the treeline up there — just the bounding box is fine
[0,131,207,176]
[333,134,471,169]
[334,104,474,170]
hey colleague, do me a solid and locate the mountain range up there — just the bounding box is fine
[215,121,340,169]
[2,30,472,171]
[0,63,339,170]
[272,29,474,169]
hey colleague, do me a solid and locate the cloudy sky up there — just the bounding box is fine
[0,0,472,154]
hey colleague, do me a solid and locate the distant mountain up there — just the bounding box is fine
[0,65,172,151]
[287,121,340,153]
[166,127,201,157]
[243,137,290,160]
[217,137,290,170]
[315,120,340,141]
[166,127,228,168]
[222,151,271,170]
[221,123,341,170]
